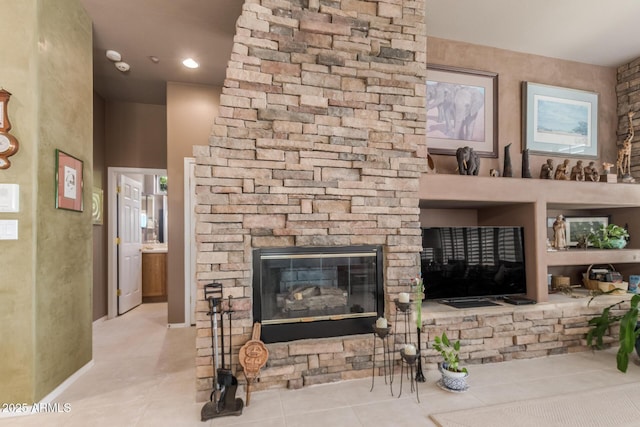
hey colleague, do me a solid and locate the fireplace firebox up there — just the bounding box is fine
[252,246,384,343]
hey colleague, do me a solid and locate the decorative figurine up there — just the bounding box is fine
[617,111,636,183]
[503,143,513,177]
[584,161,599,182]
[521,148,532,178]
[455,146,480,175]
[554,159,570,180]
[570,160,585,181]
[553,215,567,250]
[540,159,554,179]
[489,168,500,177]
[602,162,614,174]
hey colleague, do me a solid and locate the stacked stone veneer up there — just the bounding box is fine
[421,299,626,367]
[193,0,427,400]
[616,56,640,178]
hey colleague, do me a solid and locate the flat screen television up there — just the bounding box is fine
[421,226,527,301]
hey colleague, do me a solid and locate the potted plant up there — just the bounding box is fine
[433,332,468,391]
[586,293,640,372]
[588,224,629,249]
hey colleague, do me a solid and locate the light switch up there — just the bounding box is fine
[0,219,18,240]
[0,184,19,212]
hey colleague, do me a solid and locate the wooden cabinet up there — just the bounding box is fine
[142,252,167,301]
[419,174,640,302]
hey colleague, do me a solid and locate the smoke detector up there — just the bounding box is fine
[105,50,121,62]
[115,61,130,72]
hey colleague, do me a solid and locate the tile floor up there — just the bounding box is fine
[2,302,640,426]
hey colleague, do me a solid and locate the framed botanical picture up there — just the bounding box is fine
[55,149,84,212]
[565,216,609,246]
[522,82,598,158]
[426,64,498,157]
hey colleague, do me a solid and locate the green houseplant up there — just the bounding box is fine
[587,293,640,372]
[588,224,629,249]
[433,332,468,390]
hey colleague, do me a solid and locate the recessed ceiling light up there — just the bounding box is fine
[182,58,199,69]
[149,56,160,64]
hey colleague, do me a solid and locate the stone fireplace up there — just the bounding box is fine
[194,0,427,398]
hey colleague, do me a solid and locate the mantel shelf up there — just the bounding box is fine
[545,248,640,266]
[419,174,640,209]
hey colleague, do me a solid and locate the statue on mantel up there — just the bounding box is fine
[540,159,554,179]
[570,160,585,181]
[503,143,513,177]
[617,111,636,183]
[521,149,532,178]
[554,159,570,180]
[584,161,599,182]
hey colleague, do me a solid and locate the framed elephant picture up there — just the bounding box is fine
[426,64,498,158]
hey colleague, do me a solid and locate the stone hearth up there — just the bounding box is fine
[193,0,427,399]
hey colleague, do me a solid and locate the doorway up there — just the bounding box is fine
[107,166,168,319]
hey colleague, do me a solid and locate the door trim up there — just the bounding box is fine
[107,166,167,319]
[184,157,196,325]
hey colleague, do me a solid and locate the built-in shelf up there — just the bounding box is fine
[546,249,640,266]
[419,173,640,302]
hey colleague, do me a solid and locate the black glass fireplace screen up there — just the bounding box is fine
[253,246,383,343]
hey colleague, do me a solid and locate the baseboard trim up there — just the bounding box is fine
[0,360,94,418]
[93,315,107,324]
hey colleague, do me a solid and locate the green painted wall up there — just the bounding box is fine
[0,0,93,404]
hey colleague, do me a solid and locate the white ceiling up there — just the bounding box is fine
[80,0,640,105]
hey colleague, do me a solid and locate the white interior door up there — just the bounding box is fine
[118,174,143,314]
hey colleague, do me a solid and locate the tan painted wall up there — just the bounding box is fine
[427,37,618,177]
[166,82,220,324]
[105,101,167,169]
[0,0,38,405]
[0,0,93,403]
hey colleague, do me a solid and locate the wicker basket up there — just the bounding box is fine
[597,281,629,295]
[583,264,616,290]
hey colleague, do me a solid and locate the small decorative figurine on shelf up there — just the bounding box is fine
[455,146,480,175]
[584,161,599,182]
[554,159,570,180]
[521,149,532,178]
[553,215,567,250]
[602,162,614,174]
[503,143,513,177]
[617,111,636,183]
[540,159,554,179]
[570,160,585,181]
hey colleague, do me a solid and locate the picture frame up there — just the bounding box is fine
[426,64,498,157]
[565,216,609,246]
[55,149,84,212]
[92,188,103,225]
[522,82,598,158]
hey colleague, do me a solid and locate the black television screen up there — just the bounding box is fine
[421,226,526,300]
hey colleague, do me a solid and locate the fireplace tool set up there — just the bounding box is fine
[201,283,244,421]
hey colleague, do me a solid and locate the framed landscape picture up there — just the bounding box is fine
[522,82,598,158]
[426,64,498,157]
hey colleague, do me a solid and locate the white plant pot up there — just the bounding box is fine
[439,363,468,391]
